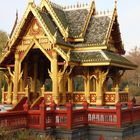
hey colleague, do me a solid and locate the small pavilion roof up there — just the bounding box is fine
[70,50,137,69]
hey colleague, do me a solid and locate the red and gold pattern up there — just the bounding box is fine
[90,94,96,103]
[104,94,115,103]
[73,93,86,103]
[44,93,52,104]
[4,92,8,103]
[30,19,41,35]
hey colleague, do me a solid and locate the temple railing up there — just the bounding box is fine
[1,86,28,104]
[2,91,8,104]
[0,100,140,131]
[41,91,128,105]
[88,107,118,126]
[1,91,128,105]
[0,111,27,130]
[45,102,87,129]
[73,92,86,104]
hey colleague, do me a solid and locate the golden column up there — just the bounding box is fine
[59,77,64,93]
[96,78,103,106]
[12,53,20,104]
[59,76,66,104]
[95,68,108,106]
[23,60,28,90]
[51,51,59,104]
[68,76,73,93]
[7,80,12,104]
[67,75,73,103]
[85,73,90,103]
[4,70,13,104]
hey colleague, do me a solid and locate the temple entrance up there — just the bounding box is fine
[21,49,51,103]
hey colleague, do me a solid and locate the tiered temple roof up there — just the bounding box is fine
[0,0,136,69]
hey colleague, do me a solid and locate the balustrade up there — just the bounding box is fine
[1,100,140,131]
[0,111,27,130]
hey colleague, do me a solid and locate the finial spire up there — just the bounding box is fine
[113,0,118,16]
[114,0,117,9]
[91,0,96,15]
[16,9,18,20]
[29,0,34,3]
[9,10,19,38]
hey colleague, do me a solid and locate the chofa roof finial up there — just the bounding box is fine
[16,9,18,20]
[114,0,117,9]
[29,0,34,3]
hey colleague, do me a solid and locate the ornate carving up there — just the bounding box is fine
[73,93,86,103]
[95,68,109,85]
[7,67,23,83]
[22,39,32,45]
[39,38,49,44]
[30,19,41,35]
[104,94,115,103]
[90,94,96,102]
[44,94,52,104]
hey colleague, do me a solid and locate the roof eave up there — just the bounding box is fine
[110,60,137,70]
[71,59,137,70]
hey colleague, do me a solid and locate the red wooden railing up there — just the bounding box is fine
[88,108,117,126]
[1,100,140,131]
[0,111,27,129]
[121,101,140,126]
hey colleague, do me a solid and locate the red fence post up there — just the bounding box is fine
[23,100,29,128]
[116,102,122,128]
[66,102,73,129]
[83,102,88,126]
[39,100,46,131]
[50,101,56,127]
[128,101,134,123]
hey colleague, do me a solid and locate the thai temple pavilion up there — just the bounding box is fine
[0,0,136,106]
[1,0,140,140]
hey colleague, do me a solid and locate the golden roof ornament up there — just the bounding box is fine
[114,0,117,9]
[29,0,34,3]
[113,0,118,16]
[92,0,95,3]
[33,23,39,31]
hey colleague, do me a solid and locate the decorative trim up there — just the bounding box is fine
[40,0,68,38]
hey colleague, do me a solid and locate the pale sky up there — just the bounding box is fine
[0,0,140,52]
